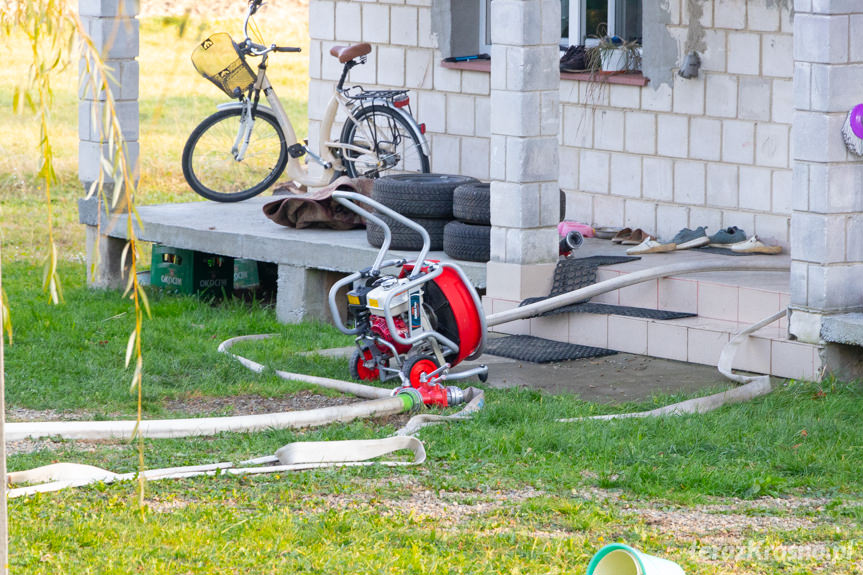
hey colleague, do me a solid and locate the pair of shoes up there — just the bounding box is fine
[560,45,587,72]
[612,228,654,245]
[670,226,710,250]
[626,239,676,255]
[708,226,746,247]
[730,235,782,254]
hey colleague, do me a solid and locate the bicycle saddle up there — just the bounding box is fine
[330,43,372,63]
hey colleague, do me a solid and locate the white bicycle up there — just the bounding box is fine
[182,0,430,202]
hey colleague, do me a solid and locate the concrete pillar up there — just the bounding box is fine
[78,0,140,288]
[276,265,331,324]
[485,0,561,300]
[789,0,863,376]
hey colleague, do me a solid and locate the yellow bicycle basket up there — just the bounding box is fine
[191,33,257,98]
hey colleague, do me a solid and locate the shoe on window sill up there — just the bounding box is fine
[708,226,746,247]
[730,235,782,254]
[670,226,709,250]
[626,239,676,255]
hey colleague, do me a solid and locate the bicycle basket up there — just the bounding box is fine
[191,33,257,98]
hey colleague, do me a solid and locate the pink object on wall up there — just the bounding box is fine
[558,220,594,238]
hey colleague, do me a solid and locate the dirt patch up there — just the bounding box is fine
[163,391,356,416]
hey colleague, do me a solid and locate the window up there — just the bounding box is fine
[479,1,641,52]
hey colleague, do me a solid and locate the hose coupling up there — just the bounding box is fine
[446,386,466,406]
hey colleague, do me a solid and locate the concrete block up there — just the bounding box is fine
[434,64,461,92]
[706,163,738,207]
[739,166,772,211]
[417,90,446,133]
[791,111,848,163]
[485,262,555,299]
[310,1,335,41]
[772,79,794,124]
[462,71,490,95]
[593,194,626,227]
[817,265,863,311]
[78,100,138,141]
[319,43,344,81]
[377,46,405,87]
[754,213,790,245]
[491,182,542,228]
[714,0,745,29]
[79,0,138,17]
[541,91,559,137]
[609,85,641,109]
[789,261,809,307]
[348,50,377,84]
[405,49,434,89]
[89,17,139,59]
[490,45,508,91]
[852,15,863,62]
[792,163,810,212]
[308,79,334,121]
[490,91,540,137]
[689,117,721,161]
[748,1,781,31]
[794,0,812,12]
[79,140,139,185]
[672,74,705,116]
[624,199,657,231]
[580,82,610,106]
[417,6,434,48]
[594,109,625,151]
[489,135,506,180]
[460,137,490,180]
[578,150,610,194]
[447,94,476,136]
[641,83,673,112]
[810,63,863,113]
[656,204,689,242]
[791,212,846,264]
[335,1,362,42]
[806,163,863,213]
[689,206,723,231]
[701,29,728,73]
[705,74,738,118]
[722,120,755,164]
[562,106,593,148]
[85,226,131,289]
[793,14,849,64]
[847,216,863,263]
[564,190,592,222]
[794,63,812,111]
[674,160,706,205]
[505,45,560,91]
[558,146,580,191]
[721,209,756,237]
[475,96,491,138]
[540,182,562,226]
[762,34,794,78]
[431,134,460,173]
[681,0,713,27]
[772,169,793,214]
[739,77,772,121]
[390,6,418,46]
[309,40,322,80]
[727,32,760,75]
[756,123,790,168]
[624,111,657,155]
[505,137,559,183]
[610,154,643,198]
[811,0,863,14]
[503,227,559,265]
[642,157,674,202]
[657,114,689,158]
[276,264,331,323]
[560,80,579,104]
[490,0,542,46]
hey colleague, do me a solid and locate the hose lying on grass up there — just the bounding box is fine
[557,309,785,422]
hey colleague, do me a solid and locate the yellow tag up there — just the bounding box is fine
[347,294,360,305]
[369,298,379,308]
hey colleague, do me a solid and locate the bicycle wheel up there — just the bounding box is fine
[339,104,430,179]
[182,107,288,202]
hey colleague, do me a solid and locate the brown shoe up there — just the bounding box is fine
[611,227,632,244]
[621,229,655,245]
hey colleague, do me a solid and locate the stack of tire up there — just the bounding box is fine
[366,174,479,251]
[444,181,492,262]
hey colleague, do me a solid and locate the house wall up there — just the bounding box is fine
[307,0,492,182]
[308,0,794,246]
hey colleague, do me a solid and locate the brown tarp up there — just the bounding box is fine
[262,176,374,230]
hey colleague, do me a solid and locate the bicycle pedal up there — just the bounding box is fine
[287,143,306,159]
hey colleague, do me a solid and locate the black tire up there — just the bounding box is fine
[366,213,447,251]
[182,107,288,202]
[452,182,491,225]
[560,189,567,222]
[372,173,477,218]
[443,221,490,262]
[340,105,430,178]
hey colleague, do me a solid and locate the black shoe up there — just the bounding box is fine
[560,45,587,72]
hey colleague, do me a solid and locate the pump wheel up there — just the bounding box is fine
[402,354,440,388]
[349,348,387,382]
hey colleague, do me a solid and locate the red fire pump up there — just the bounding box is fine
[328,191,488,407]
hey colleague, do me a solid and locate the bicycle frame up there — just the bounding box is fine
[219,64,428,189]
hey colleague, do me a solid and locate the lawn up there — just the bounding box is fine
[1,7,862,575]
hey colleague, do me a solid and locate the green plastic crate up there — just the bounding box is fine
[150,245,233,295]
[233,258,260,289]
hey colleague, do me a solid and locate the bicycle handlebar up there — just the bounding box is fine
[241,2,302,57]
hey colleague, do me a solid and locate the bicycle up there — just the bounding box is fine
[182,0,431,202]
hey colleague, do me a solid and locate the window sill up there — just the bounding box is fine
[441,59,648,87]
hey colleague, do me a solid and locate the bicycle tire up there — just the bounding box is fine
[182,107,288,202]
[340,104,430,179]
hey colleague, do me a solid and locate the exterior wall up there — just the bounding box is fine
[307,0,491,181]
[561,0,794,246]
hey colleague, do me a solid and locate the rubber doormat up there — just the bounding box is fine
[484,335,617,364]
